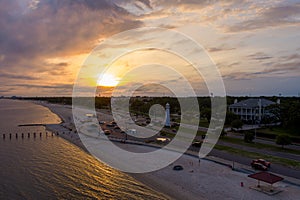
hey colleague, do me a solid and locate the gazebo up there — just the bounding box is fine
[248,172,284,195]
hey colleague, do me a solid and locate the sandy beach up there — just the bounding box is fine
[37,101,300,200]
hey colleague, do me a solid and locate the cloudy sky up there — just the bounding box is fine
[0,0,299,97]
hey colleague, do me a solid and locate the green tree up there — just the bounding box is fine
[265,104,280,123]
[225,111,238,125]
[276,135,292,148]
[201,108,211,123]
[244,132,254,143]
[276,99,300,135]
[231,119,243,130]
[220,129,227,137]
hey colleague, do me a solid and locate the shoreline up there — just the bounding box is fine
[32,100,89,153]
[35,100,203,199]
[34,101,174,199]
[33,100,300,200]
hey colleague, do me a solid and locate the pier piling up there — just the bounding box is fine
[34,132,36,138]
[16,133,18,139]
[3,134,5,139]
[9,133,12,139]
[28,133,30,138]
[22,133,24,138]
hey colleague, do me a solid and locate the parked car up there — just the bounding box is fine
[251,162,268,171]
[111,121,117,125]
[104,130,111,135]
[251,159,271,168]
[173,165,184,171]
[192,141,202,147]
[156,138,170,143]
[106,123,114,127]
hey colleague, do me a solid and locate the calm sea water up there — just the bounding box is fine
[0,99,166,199]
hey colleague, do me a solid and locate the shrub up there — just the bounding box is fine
[231,119,243,130]
[276,134,291,148]
[244,132,254,143]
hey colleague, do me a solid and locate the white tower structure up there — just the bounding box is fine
[165,103,171,127]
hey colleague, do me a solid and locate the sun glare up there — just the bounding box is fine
[97,73,119,87]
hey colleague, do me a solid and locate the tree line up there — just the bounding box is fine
[20,96,299,136]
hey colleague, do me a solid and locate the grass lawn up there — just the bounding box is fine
[199,118,209,128]
[220,136,300,155]
[159,130,175,138]
[215,144,300,169]
[257,127,300,138]
[197,130,207,136]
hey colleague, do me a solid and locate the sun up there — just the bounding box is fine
[97,73,119,87]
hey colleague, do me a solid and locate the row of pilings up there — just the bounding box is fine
[1,131,75,140]
[2,132,53,140]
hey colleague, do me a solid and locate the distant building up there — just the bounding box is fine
[228,98,276,123]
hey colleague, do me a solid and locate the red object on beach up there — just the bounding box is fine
[248,172,283,184]
[240,182,244,187]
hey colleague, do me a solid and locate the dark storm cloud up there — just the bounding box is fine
[0,0,143,95]
[0,0,142,71]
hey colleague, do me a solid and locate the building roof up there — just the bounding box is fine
[248,172,284,184]
[229,98,275,108]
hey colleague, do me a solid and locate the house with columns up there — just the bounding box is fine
[228,98,276,123]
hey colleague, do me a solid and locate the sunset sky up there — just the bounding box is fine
[0,0,300,97]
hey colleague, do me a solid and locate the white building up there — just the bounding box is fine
[165,103,171,127]
[228,98,276,123]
